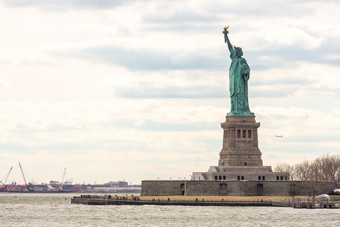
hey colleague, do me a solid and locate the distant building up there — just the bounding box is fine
[104,181,128,187]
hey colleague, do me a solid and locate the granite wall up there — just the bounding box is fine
[141,180,334,196]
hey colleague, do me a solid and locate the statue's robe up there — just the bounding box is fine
[228,49,251,115]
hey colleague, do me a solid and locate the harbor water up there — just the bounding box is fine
[1,193,339,226]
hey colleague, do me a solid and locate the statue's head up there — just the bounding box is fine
[230,46,243,58]
[234,47,243,57]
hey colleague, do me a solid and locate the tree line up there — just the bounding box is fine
[274,154,340,185]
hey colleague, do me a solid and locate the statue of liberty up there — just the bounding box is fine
[223,27,254,116]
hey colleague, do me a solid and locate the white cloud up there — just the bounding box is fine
[0,0,339,184]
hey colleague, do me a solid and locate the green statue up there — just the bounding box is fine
[223,26,254,116]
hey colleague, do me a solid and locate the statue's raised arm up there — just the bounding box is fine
[223,26,233,53]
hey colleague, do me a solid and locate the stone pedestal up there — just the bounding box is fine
[218,116,262,166]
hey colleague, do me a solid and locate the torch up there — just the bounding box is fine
[223,26,229,43]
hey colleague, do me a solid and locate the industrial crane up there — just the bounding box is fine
[0,166,13,185]
[18,162,28,186]
[18,162,34,191]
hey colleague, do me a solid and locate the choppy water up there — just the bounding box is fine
[0,193,339,226]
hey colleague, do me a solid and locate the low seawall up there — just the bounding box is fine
[71,195,340,208]
[71,196,276,207]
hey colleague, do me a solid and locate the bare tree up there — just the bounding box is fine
[294,160,311,181]
[274,162,295,180]
[275,155,340,196]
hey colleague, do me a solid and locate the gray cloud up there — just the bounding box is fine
[5,0,337,14]
[144,23,220,34]
[247,40,340,70]
[208,0,318,17]
[61,39,340,72]
[115,119,218,132]
[0,141,34,153]
[287,135,340,144]
[55,43,331,100]
[2,0,134,10]
[0,141,107,153]
[114,84,226,99]
[113,81,299,99]
[143,11,221,33]
[144,11,220,24]
[141,0,339,31]
[250,87,297,98]
[252,77,315,86]
[63,46,225,71]
[239,36,340,71]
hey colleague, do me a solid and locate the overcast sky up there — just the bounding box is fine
[0,0,340,185]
